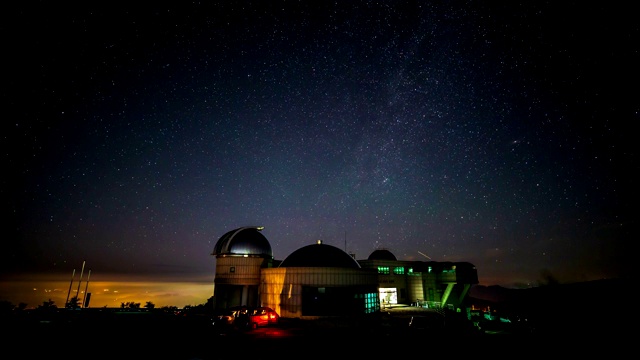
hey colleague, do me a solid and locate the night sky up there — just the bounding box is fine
[3,1,636,293]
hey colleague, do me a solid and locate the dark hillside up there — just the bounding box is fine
[469,278,627,336]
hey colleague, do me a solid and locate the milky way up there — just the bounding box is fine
[3,1,635,288]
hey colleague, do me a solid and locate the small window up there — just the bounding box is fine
[230,266,235,273]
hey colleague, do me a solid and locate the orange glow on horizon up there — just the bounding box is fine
[1,275,214,309]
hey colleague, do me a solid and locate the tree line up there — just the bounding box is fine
[0,295,215,315]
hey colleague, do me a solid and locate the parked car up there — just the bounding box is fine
[213,306,279,330]
[212,308,237,328]
[247,307,279,328]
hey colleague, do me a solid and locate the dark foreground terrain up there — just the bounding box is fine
[2,303,631,359]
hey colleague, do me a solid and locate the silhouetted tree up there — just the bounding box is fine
[0,300,15,313]
[144,301,155,309]
[37,299,57,310]
[160,305,178,314]
[67,296,80,309]
[119,301,141,309]
[129,302,141,309]
[539,269,560,286]
[205,296,214,310]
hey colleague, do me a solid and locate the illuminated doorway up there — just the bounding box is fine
[379,288,397,307]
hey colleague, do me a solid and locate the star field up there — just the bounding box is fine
[3,1,635,290]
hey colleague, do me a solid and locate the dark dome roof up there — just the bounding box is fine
[368,249,397,261]
[212,226,273,258]
[279,241,360,268]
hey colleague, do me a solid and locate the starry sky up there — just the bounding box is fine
[2,1,636,304]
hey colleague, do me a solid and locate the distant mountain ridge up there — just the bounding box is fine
[470,277,626,304]
[468,277,627,335]
[470,284,516,303]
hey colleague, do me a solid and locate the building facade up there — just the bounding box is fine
[212,226,478,319]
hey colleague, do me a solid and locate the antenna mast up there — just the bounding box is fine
[82,269,91,308]
[344,231,347,252]
[65,268,75,307]
[74,260,85,306]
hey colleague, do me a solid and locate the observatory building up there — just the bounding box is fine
[211,226,478,319]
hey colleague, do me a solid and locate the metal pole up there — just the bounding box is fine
[82,269,91,308]
[75,260,85,307]
[65,269,75,307]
